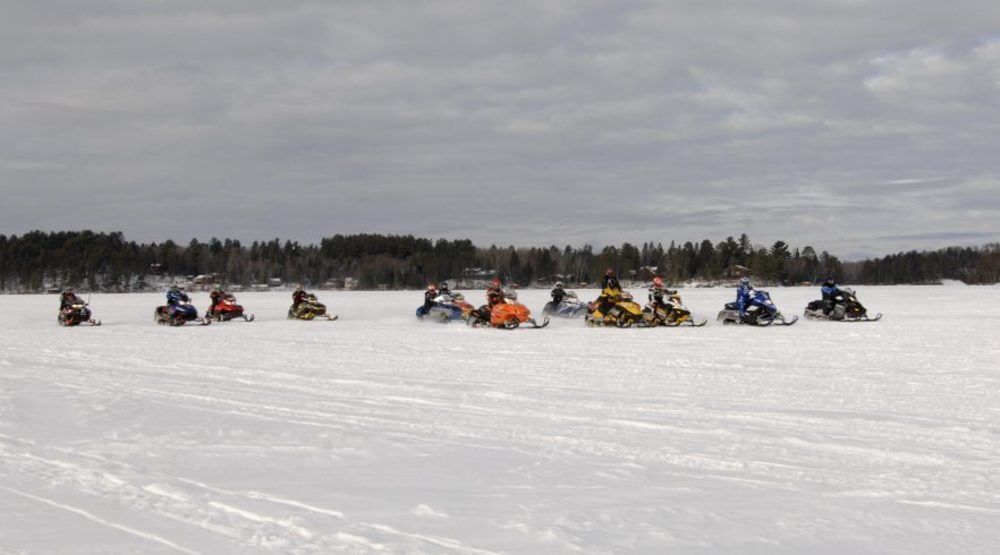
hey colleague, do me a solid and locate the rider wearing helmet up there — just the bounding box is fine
[207,284,226,317]
[59,288,81,310]
[648,276,677,307]
[601,268,622,293]
[292,284,307,308]
[417,283,439,317]
[486,277,506,308]
[735,276,754,318]
[166,285,190,316]
[594,269,623,321]
[437,280,452,298]
[821,276,842,315]
[550,281,567,306]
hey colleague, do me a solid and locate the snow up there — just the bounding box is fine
[1,287,998,553]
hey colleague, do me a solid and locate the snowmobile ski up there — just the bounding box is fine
[667,317,708,327]
[775,314,798,326]
[526,317,550,329]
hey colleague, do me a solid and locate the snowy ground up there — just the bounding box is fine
[1,286,998,554]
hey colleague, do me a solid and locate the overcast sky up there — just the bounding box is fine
[2,1,999,259]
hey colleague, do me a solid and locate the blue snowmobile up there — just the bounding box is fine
[717,289,797,326]
[155,287,210,326]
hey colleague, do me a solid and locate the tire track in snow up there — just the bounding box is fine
[1,486,198,554]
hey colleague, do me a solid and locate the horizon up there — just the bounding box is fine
[3,227,998,263]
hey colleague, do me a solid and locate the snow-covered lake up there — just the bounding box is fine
[2,286,998,553]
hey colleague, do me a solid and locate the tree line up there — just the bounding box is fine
[0,230,996,292]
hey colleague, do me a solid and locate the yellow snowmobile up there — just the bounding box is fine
[585,288,645,327]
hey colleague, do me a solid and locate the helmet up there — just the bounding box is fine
[213,284,223,291]
[740,276,751,287]
[63,288,74,294]
[169,284,180,292]
[606,268,615,276]
[555,281,564,288]
[427,284,437,291]
[439,280,450,290]
[652,276,663,287]
[492,277,501,288]
[823,276,835,286]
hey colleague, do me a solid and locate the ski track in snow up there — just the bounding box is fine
[1,288,999,553]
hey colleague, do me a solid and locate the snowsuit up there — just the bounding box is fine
[486,286,506,308]
[602,274,622,292]
[474,286,506,322]
[60,293,81,310]
[166,290,190,316]
[208,290,226,315]
[648,287,677,307]
[821,284,842,315]
[595,275,623,319]
[167,290,189,306]
[550,287,567,306]
[735,284,754,317]
[418,289,438,317]
[292,290,307,308]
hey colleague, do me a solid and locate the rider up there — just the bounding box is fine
[594,268,622,320]
[648,276,677,308]
[437,280,453,298]
[207,284,226,317]
[166,285,190,315]
[735,276,755,320]
[550,281,567,306]
[59,288,82,310]
[471,277,506,322]
[292,284,307,308]
[486,277,506,308]
[418,283,439,317]
[821,276,842,315]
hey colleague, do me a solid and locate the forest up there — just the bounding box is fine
[0,230,997,292]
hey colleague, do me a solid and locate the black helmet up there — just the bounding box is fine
[823,276,835,286]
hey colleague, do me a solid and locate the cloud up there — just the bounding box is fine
[1,1,999,258]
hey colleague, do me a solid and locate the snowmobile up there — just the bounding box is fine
[804,287,881,322]
[467,291,549,329]
[585,291,645,327]
[542,291,589,318]
[417,292,475,323]
[208,293,255,322]
[643,292,706,327]
[155,301,210,326]
[58,299,101,326]
[717,289,797,326]
[288,293,338,321]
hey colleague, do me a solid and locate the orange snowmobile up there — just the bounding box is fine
[469,290,549,329]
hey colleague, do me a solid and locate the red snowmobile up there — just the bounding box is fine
[207,293,255,322]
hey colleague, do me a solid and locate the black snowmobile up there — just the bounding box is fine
[59,298,101,326]
[804,287,881,322]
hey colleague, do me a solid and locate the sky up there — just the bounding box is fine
[2,1,999,260]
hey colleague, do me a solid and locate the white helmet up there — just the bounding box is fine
[555,281,564,288]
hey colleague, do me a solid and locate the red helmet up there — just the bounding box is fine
[652,276,664,287]
[427,284,437,291]
[492,277,501,288]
